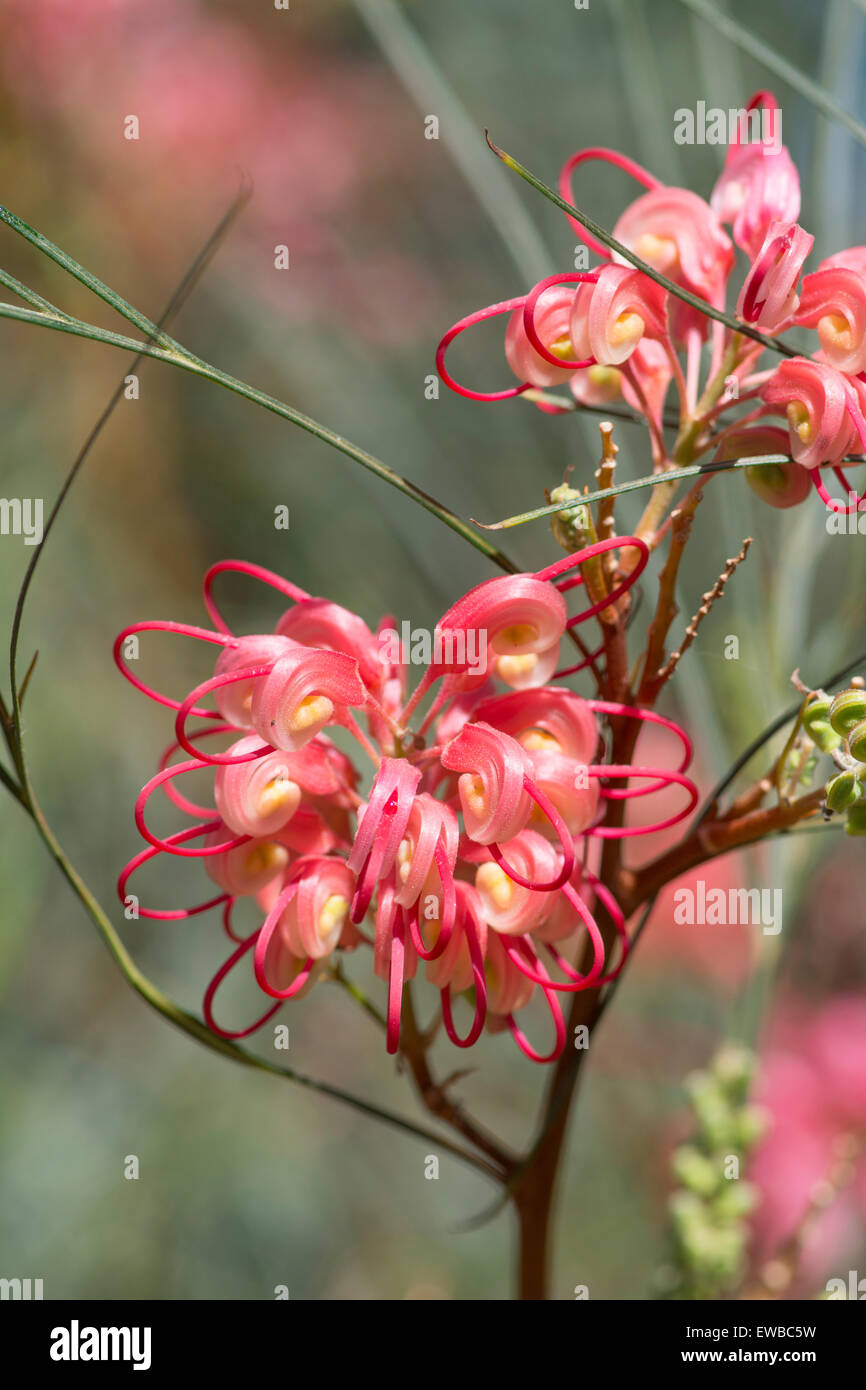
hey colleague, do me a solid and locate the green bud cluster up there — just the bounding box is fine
[665,1044,767,1300]
[818,687,866,835]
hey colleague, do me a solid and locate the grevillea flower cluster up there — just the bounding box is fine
[437,91,866,514]
[116,554,697,1064]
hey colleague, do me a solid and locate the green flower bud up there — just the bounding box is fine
[826,770,864,813]
[712,1044,755,1103]
[829,688,866,738]
[846,801,866,837]
[848,719,866,764]
[672,1145,722,1199]
[712,1180,758,1222]
[802,697,842,754]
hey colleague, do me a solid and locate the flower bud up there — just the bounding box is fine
[802,696,843,753]
[848,719,866,764]
[829,688,866,737]
[825,770,864,813]
[845,801,866,836]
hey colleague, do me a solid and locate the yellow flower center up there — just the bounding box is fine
[244,842,288,879]
[547,332,575,361]
[519,728,560,752]
[608,310,645,348]
[286,693,333,733]
[476,862,515,912]
[818,312,854,353]
[317,894,349,938]
[786,400,813,444]
[634,234,679,274]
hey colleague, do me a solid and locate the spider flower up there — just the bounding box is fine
[795,256,866,375]
[711,93,800,259]
[116,554,696,1064]
[761,358,857,470]
[737,222,813,333]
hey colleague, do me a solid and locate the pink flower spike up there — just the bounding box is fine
[436,297,533,401]
[214,735,302,837]
[516,273,597,379]
[761,358,856,470]
[250,647,367,752]
[796,262,866,375]
[262,856,355,969]
[571,264,669,367]
[739,222,813,332]
[202,559,310,636]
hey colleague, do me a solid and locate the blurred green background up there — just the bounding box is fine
[0,0,864,1299]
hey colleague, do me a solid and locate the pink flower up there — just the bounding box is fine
[569,265,668,367]
[612,186,734,341]
[761,358,857,470]
[749,997,866,1288]
[796,258,866,375]
[738,222,813,333]
[116,552,696,1063]
[711,95,801,259]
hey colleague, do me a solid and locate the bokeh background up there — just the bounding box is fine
[0,0,865,1300]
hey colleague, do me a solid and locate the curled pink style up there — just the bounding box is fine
[796,262,866,375]
[250,646,367,752]
[475,830,562,934]
[441,721,532,845]
[761,358,857,470]
[213,634,296,728]
[569,264,668,366]
[506,278,588,385]
[434,572,567,689]
[214,735,302,837]
[276,597,386,693]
